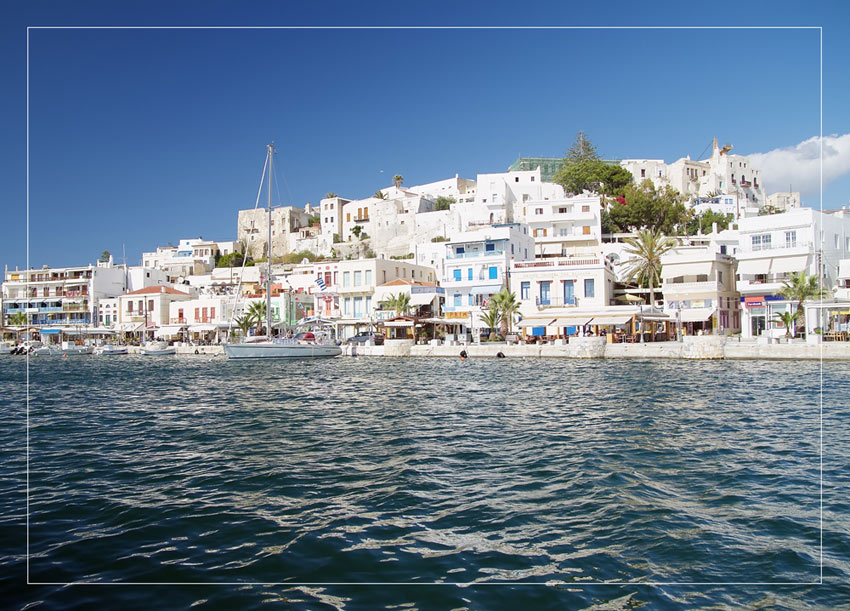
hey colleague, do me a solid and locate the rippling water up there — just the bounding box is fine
[1,355,849,609]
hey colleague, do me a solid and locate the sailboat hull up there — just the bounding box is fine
[224,341,341,359]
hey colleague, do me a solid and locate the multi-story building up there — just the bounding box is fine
[441,224,534,336]
[735,208,850,337]
[621,139,766,210]
[2,258,126,328]
[521,193,602,257]
[766,191,801,212]
[115,286,194,335]
[661,244,741,335]
[511,254,617,337]
[308,258,438,339]
[142,238,240,281]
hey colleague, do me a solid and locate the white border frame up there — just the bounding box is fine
[24,25,824,588]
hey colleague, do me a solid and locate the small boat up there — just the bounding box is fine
[57,342,94,356]
[0,341,15,355]
[95,344,129,355]
[140,341,176,356]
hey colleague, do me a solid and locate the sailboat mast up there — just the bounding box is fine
[267,143,273,339]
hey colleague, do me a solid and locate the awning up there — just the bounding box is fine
[188,324,217,332]
[517,318,556,328]
[679,308,716,323]
[589,315,633,326]
[116,322,144,333]
[661,261,714,278]
[409,292,438,306]
[551,316,593,327]
[770,255,810,274]
[39,328,62,334]
[469,284,502,295]
[736,259,769,275]
[382,319,415,327]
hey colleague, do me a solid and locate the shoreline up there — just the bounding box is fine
[96,337,850,360]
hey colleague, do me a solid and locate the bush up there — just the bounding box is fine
[431,236,450,242]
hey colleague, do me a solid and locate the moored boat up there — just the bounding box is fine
[94,344,129,355]
[140,341,176,356]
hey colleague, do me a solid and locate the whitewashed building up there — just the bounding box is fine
[142,238,240,281]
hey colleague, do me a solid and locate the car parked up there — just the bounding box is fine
[345,332,384,345]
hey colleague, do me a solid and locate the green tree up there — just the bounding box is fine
[622,228,678,315]
[374,190,387,199]
[380,293,411,317]
[325,192,338,199]
[778,271,830,335]
[553,131,633,197]
[352,225,363,238]
[607,180,688,234]
[772,311,799,339]
[685,209,732,235]
[490,289,520,336]
[8,311,27,326]
[308,215,320,226]
[99,250,111,263]
[234,314,253,338]
[478,305,501,341]
[216,252,245,268]
[435,196,455,211]
[245,301,268,334]
[393,174,404,189]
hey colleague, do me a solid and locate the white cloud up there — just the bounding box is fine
[749,134,850,200]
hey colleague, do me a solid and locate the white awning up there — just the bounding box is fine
[409,292,438,306]
[382,319,414,327]
[661,261,714,278]
[116,322,144,333]
[189,324,217,332]
[470,284,502,295]
[517,318,555,328]
[589,315,633,326]
[770,255,810,274]
[679,308,716,323]
[551,316,593,327]
[736,259,770,275]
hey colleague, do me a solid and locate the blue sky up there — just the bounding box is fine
[2,1,849,271]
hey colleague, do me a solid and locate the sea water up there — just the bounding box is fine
[1,356,848,609]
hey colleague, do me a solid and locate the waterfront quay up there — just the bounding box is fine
[123,336,850,360]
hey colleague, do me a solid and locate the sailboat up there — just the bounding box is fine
[224,144,341,359]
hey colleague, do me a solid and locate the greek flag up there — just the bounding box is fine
[315,276,326,291]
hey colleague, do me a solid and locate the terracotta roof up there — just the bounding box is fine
[123,286,191,297]
[379,279,438,288]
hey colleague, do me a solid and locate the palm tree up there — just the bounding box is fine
[490,289,520,337]
[393,174,404,189]
[380,293,411,317]
[622,228,678,311]
[779,271,830,335]
[246,301,267,334]
[772,311,799,339]
[479,305,501,340]
[8,312,27,326]
[234,314,253,338]
[374,190,386,199]
[325,192,338,199]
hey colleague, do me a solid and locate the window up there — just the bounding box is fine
[353,297,362,317]
[346,213,351,222]
[535,208,544,215]
[365,296,371,313]
[785,231,797,248]
[581,205,590,213]
[488,266,498,280]
[582,226,591,235]
[453,269,461,281]
[344,297,351,316]
[365,270,372,285]
[718,271,723,284]
[202,307,208,322]
[354,271,362,286]
[178,308,183,321]
[343,271,351,287]
[641,168,646,177]
[751,234,772,251]
[564,279,575,304]
[128,301,133,312]
[468,294,474,305]
[195,307,200,320]
[836,234,841,249]
[520,281,530,300]
[530,176,535,182]
[454,293,461,306]
[148,299,154,312]
[515,176,519,182]
[584,278,595,299]
[539,281,551,305]
[456,246,465,255]
[485,243,495,252]
[467,268,473,281]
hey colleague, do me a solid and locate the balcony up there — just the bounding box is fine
[514,256,606,270]
[534,296,577,307]
[446,250,505,260]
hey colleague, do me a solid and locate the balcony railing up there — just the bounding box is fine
[661,280,722,292]
[534,296,578,307]
[739,241,812,254]
[446,250,505,260]
[514,257,602,269]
